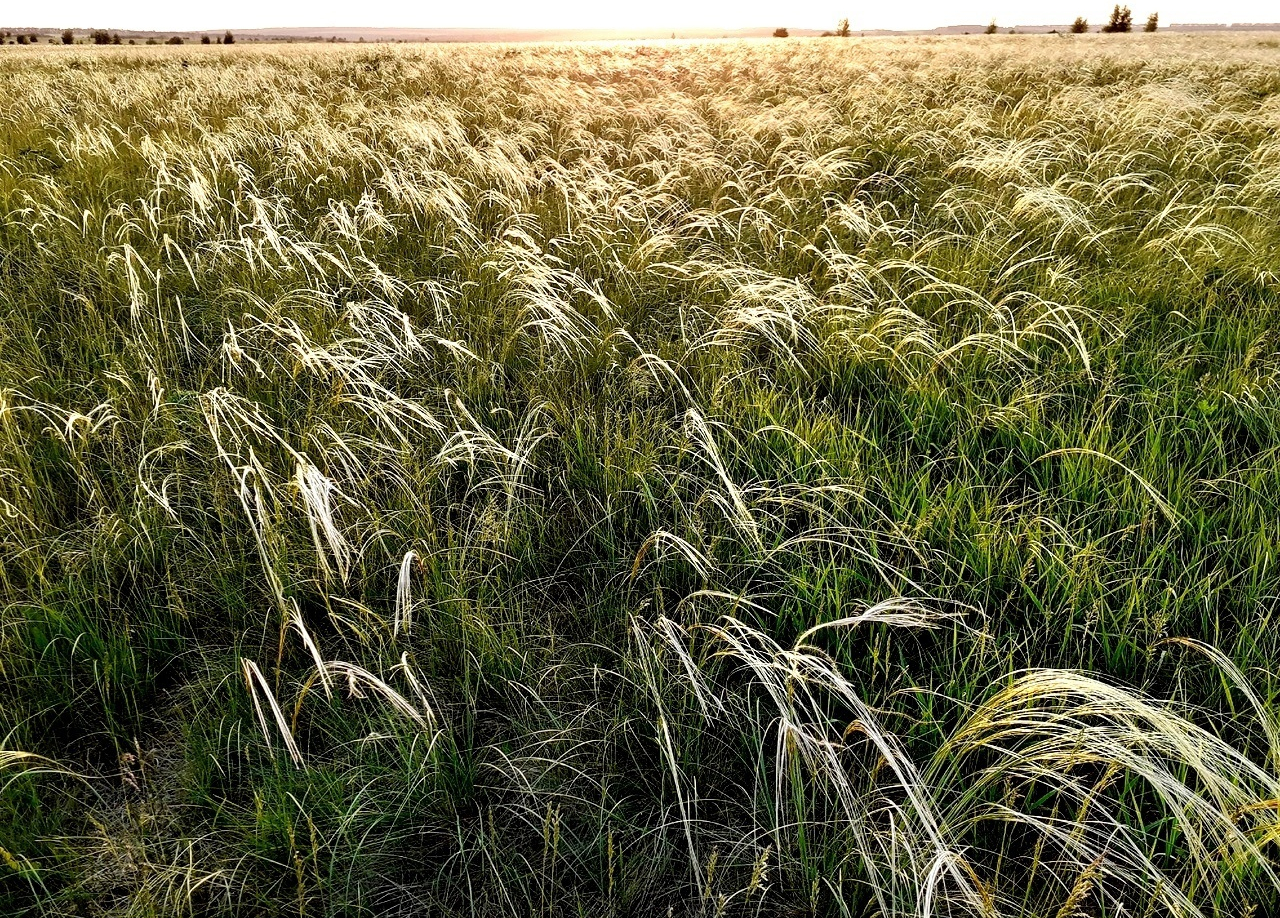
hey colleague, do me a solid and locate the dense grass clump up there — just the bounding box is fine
[2,33,1280,917]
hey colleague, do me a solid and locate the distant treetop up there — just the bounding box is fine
[1102,4,1134,32]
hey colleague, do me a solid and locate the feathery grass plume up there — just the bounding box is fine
[933,667,1280,915]
[394,548,418,638]
[1038,446,1185,526]
[681,408,762,553]
[242,659,305,768]
[316,660,437,731]
[294,458,353,584]
[635,605,995,917]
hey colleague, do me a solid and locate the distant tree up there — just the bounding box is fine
[224,30,234,44]
[166,35,184,44]
[111,33,120,43]
[91,29,111,44]
[1101,5,1133,31]
[985,20,998,34]
[201,34,211,44]
[773,27,789,37]
[1071,16,1089,32]
[61,29,74,44]
[1008,27,1017,33]
[16,34,27,44]
[145,38,158,44]
[837,17,851,37]
[1145,12,1158,30]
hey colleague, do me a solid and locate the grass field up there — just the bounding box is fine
[2,33,1280,917]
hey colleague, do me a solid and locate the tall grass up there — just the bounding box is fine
[1,33,1279,916]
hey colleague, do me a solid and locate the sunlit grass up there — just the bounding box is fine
[2,33,1280,916]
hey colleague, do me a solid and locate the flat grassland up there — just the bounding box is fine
[2,34,1280,917]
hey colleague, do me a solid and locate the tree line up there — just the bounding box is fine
[769,10,1159,39]
[0,29,237,45]
[987,6,1159,33]
[1075,6,1159,31]
[774,19,852,38]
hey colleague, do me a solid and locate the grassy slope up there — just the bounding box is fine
[0,34,1279,917]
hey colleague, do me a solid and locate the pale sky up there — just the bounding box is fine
[8,0,1279,33]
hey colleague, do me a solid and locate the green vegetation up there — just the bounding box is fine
[2,34,1280,917]
[1103,5,1135,32]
